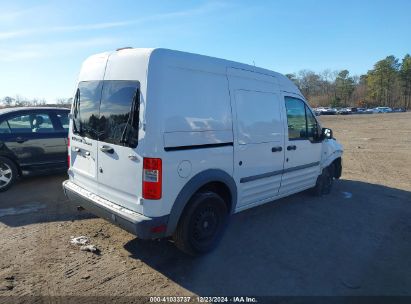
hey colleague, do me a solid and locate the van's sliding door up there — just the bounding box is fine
[227,68,285,211]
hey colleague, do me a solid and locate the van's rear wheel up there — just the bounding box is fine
[0,157,18,192]
[311,165,334,196]
[173,192,228,256]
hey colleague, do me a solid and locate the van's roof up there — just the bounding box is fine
[94,48,301,96]
[0,107,69,115]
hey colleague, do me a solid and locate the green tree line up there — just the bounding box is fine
[286,54,411,109]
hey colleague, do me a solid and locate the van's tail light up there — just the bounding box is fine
[67,137,71,168]
[143,158,162,200]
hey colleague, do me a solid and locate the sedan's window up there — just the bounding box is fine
[57,112,69,130]
[31,114,54,132]
[0,121,11,133]
[7,113,56,133]
[7,115,32,133]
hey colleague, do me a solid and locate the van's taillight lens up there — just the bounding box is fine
[67,137,70,168]
[143,158,162,200]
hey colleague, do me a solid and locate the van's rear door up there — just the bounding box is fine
[69,52,110,195]
[96,80,143,213]
[69,80,102,195]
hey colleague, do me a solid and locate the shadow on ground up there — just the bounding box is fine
[2,174,411,295]
[124,179,411,296]
[0,173,94,227]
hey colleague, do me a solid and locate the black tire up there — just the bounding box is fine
[173,191,229,256]
[322,164,334,195]
[0,156,18,192]
[310,165,334,196]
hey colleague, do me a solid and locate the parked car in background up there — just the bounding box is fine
[373,107,392,113]
[316,107,337,115]
[356,108,367,114]
[392,107,406,112]
[313,108,322,116]
[0,107,69,191]
[337,108,351,115]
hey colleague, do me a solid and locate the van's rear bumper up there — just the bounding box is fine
[62,180,169,239]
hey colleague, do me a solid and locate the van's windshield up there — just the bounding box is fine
[73,80,140,148]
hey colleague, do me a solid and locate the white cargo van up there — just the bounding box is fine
[63,48,343,255]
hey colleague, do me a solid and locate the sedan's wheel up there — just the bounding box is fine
[173,192,228,256]
[0,157,18,192]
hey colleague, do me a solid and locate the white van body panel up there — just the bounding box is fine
[279,92,322,196]
[321,138,343,168]
[227,68,285,210]
[77,52,110,82]
[65,48,343,239]
[143,49,234,217]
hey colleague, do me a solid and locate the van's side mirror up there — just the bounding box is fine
[322,128,333,140]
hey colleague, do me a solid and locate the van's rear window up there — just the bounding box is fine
[74,81,102,140]
[99,81,140,147]
[73,80,140,147]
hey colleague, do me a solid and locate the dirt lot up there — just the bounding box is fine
[0,113,410,298]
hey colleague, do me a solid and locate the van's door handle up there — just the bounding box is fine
[271,146,283,152]
[287,145,297,151]
[15,137,27,143]
[100,145,114,154]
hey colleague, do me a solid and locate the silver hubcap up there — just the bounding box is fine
[0,163,12,188]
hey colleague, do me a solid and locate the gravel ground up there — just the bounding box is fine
[0,112,410,298]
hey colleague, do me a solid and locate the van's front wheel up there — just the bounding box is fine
[173,192,228,256]
[311,165,334,196]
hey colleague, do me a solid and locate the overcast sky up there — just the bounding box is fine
[1,0,410,102]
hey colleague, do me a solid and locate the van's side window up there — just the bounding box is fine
[285,97,319,141]
[285,97,307,140]
[306,108,319,141]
